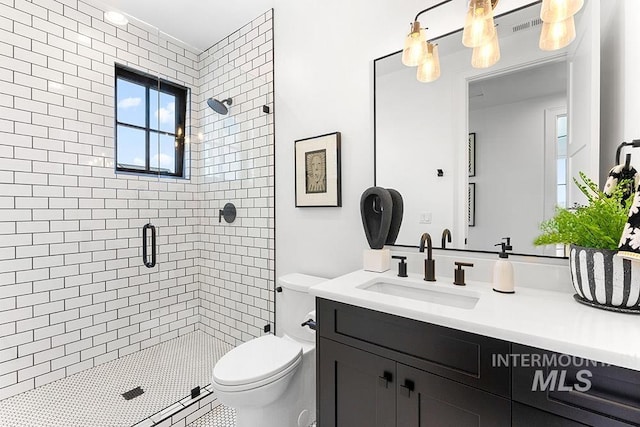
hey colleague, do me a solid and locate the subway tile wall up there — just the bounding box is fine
[196,10,275,346]
[0,0,275,401]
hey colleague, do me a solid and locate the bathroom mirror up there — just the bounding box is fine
[374,0,601,257]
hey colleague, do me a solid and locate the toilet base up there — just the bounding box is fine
[233,350,316,427]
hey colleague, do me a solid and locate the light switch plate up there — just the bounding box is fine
[419,212,432,224]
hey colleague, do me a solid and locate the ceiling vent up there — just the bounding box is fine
[512,17,543,33]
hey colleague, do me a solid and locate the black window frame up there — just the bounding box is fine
[114,64,188,178]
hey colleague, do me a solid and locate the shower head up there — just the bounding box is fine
[207,97,233,115]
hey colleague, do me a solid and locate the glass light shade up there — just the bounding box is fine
[471,34,500,68]
[540,0,584,23]
[462,0,496,47]
[539,16,576,51]
[416,43,440,83]
[402,22,427,67]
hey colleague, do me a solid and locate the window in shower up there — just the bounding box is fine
[115,64,188,177]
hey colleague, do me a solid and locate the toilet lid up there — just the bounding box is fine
[213,335,302,387]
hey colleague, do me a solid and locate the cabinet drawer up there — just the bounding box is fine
[513,402,590,426]
[317,298,511,397]
[512,344,640,426]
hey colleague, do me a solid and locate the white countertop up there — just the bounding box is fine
[309,269,640,371]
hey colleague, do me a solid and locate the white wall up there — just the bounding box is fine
[273,0,534,279]
[599,0,625,183]
[469,93,566,254]
[600,0,640,181]
[623,1,640,143]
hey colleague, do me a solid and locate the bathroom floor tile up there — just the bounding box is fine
[186,405,236,426]
[186,405,317,427]
[0,331,232,427]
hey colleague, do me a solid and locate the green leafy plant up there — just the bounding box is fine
[534,172,634,250]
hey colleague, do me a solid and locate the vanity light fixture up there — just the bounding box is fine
[462,0,498,48]
[402,22,428,67]
[471,30,500,68]
[416,43,441,82]
[538,0,583,50]
[539,16,576,50]
[104,10,129,26]
[540,0,584,23]
[402,0,452,81]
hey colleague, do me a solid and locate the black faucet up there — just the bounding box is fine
[441,229,452,248]
[418,233,436,282]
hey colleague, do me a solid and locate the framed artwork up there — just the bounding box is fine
[468,132,476,177]
[468,183,476,227]
[295,132,342,207]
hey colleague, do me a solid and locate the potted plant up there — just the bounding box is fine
[534,172,639,312]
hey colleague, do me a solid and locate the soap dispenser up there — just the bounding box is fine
[493,239,514,293]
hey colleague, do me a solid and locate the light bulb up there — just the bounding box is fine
[462,0,496,47]
[539,16,576,51]
[402,21,428,67]
[417,43,441,83]
[472,33,500,68]
[540,0,584,23]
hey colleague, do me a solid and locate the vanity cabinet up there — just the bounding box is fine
[317,298,640,427]
[317,298,511,426]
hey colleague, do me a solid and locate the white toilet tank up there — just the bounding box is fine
[276,273,326,342]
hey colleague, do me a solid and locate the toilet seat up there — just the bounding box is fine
[212,335,303,392]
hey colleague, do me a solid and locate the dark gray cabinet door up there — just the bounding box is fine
[396,364,511,427]
[318,337,396,427]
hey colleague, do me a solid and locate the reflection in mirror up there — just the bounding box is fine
[374,0,600,257]
[468,61,567,254]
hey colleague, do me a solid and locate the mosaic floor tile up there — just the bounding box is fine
[186,405,317,427]
[0,331,231,427]
[186,405,236,427]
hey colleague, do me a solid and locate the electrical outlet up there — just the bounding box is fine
[419,212,432,224]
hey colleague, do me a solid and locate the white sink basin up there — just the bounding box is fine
[357,280,480,309]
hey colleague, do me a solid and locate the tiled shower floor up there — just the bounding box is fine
[0,331,232,427]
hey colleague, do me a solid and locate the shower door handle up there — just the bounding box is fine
[142,223,156,268]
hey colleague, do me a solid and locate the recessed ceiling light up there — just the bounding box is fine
[105,10,128,26]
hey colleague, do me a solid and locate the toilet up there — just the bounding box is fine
[210,273,326,427]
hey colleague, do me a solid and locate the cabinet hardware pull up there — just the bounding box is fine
[378,371,393,388]
[400,379,415,397]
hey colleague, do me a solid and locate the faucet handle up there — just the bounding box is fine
[453,262,474,286]
[392,255,408,277]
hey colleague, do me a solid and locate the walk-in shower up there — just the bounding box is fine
[0,0,275,425]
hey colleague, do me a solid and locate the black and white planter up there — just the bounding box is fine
[570,245,640,313]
